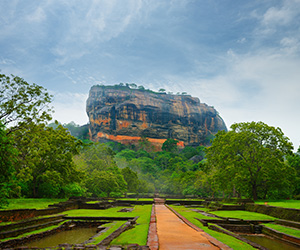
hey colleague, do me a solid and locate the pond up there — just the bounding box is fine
[20,227,97,248]
[243,234,299,250]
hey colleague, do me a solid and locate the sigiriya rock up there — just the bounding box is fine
[86,85,227,149]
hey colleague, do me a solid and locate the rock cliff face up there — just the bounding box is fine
[86,85,227,148]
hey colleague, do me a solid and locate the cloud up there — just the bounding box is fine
[254,0,300,37]
[280,37,300,54]
[1,0,299,149]
[197,49,300,149]
[48,0,144,63]
[26,6,46,23]
[161,37,300,149]
[262,6,293,26]
[0,58,15,65]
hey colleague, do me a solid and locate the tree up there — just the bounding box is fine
[115,149,137,161]
[13,123,82,197]
[89,170,126,197]
[159,88,166,93]
[0,122,17,207]
[162,138,178,153]
[77,143,117,173]
[0,74,53,134]
[75,142,126,197]
[129,83,137,89]
[121,167,139,193]
[287,146,300,196]
[62,122,90,142]
[181,146,198,159]
[137,137,154,152]
[206,121,294,200]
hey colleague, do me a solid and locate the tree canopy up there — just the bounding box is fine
[0,122,17,207]
[13,123,83,197]
[162,138,178,153]
[0,74,53,134]
[206,121,295,200]
[1,73,299,203]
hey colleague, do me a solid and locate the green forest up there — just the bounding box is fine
[1,73,300,208]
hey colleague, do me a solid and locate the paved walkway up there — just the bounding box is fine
[147,199,230,250]
[155,205,219,250]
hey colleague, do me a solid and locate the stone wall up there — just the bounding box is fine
[262,225,300,247]
[165,200,203,206]
[0,200,80,223]
[0,214,65,234]
[0,207,63,223]
[245,204,300,222]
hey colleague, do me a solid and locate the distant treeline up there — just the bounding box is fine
[94,83,189,96]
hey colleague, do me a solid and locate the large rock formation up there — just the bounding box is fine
[86,85,227,148]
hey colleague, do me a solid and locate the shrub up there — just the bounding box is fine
[62,183,86,198]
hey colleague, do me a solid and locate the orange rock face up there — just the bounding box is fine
[86,85,227,148]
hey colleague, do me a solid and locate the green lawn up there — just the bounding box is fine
[263,223,300,238]
[1,205,152,247]
[110,205,152,246]
[209,210,276,220]
[170,206,222,220]
[62,207,135,217]
[116,198,154,201]
[170,206,255,249]
[0,221,66,242]
[180,206,211,212]
[165,198,204,201]
[1,198,67,210]
[88,221,126,245]
[85,201,102,204]
[255,200,300,209]
[64,205,152,246]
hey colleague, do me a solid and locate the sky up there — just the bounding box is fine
[0,0,299,149]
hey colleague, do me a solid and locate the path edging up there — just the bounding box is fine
[147,204,158,250]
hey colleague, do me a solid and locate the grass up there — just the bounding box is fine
[186,206,211,212]
[255,200,300,209]
[63,207,134,217]
[209,210,276,220]
[221,203,239,205]
[63,205,152,246]
[0,214,58,226]
[110,205,152,246]
[263,223,300,238]
[85,201,102,204]
[170,206,221,220]
[0,221,66,242]
[165,198,204,201]
[88,221,126,245]
[2,205,152,247]
[170,205,255,249]
[116,198,154,201]
[1,198,67,210]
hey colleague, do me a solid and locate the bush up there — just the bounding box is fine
[294,194,300,200]
[38,182,61,198]
[110,192,123,198]
[62,183,86,198]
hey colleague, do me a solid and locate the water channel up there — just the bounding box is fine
[20,227,97,248]
[243,234,300,250]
